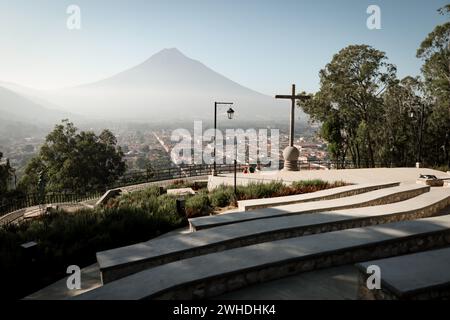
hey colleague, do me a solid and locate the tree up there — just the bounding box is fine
[0,152,14,193]
[417,4,450,167]
[381,77,425,166]
[20,120,126,193]
[300,45,397,167]
[417,4,450,99]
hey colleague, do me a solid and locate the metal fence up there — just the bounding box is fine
[0,160,409,218]
[0,192,102,218]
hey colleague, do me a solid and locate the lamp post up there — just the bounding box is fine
[213,102,235,176]
[234,136,238,196]
[410,103,425,165]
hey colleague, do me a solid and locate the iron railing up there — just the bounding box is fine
[0,160,414,218]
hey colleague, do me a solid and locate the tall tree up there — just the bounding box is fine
[417,4,450,98]
[300,45,397,167]
[417,4,450,167]
[381,77,425,166]
[20,120,126,193]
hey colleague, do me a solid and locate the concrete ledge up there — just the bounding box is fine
[76,215,450,300]
[356,247,450,300]
[95,189,123,207]
[98,188,450,284]
[416,178,444,187]
[190,184,429,231]
[238,182,399,211]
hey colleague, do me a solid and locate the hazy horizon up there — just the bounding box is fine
[0,0,447,95]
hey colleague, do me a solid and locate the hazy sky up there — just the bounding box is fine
[0,0,447,94]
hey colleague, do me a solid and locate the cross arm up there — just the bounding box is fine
[275,95,311,100]
[275,95,294,99]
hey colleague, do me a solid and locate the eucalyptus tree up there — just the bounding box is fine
[300,45,397,167]
[417,4,450,167]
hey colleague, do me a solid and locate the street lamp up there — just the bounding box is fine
[227,108,235,120]
[410,104,425,165]
[213,102,235,176]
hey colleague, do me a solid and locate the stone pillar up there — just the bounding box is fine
[283,146,300,171]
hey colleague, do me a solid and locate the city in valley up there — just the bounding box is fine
[1,121,326,183]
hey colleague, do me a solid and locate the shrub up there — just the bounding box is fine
[0,196,187,299]
[291,179,347,193]
[209,186,234,208]
[236,181,285,200]
[292,179,326,189]
[185,192,211,218]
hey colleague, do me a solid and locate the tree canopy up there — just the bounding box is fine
[19,120,126,193]
[0,152,14,194]
[301,45,397,167]
[300,5,450,169]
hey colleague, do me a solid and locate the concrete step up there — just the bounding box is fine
[189,184,430,231]
[76,214,450,300]
[97,188,450,284]
[238,182,399,211]
[356,247,450,300]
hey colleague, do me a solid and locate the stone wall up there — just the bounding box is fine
[357,272,450,300]
[152,231,450,299]
[239,183,400,211]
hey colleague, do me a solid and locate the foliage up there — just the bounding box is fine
[300,45,397,167]
[185,191,211,218]
[0,151,14,194]
[19,120,126,194]
[0,205,186,299]
[301,11,450,168]
[236,181,285,200]
[209,186,235,208]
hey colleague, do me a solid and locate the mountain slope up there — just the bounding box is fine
[45,48,301,122]
[0,86,72,125]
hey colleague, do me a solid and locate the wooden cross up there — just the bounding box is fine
[275,84,311,147]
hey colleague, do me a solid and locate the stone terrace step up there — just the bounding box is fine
[189,184,430,231]
[97,188,450,284]
[356,247,450,300]
[108,188,450,284]
[76,214,450,300]
[238,182,399,211]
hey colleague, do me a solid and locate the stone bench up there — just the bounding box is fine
[76,214,450,300]
[189,184,429,231]
[356,247,450,300]
[97,188,450,284]
[238,182,399,211]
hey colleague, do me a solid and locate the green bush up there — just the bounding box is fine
[185,192,211,218]
[236,181,285,200]
[291,179,326,189]
[0,197,187,299]
[209,186,234,208]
